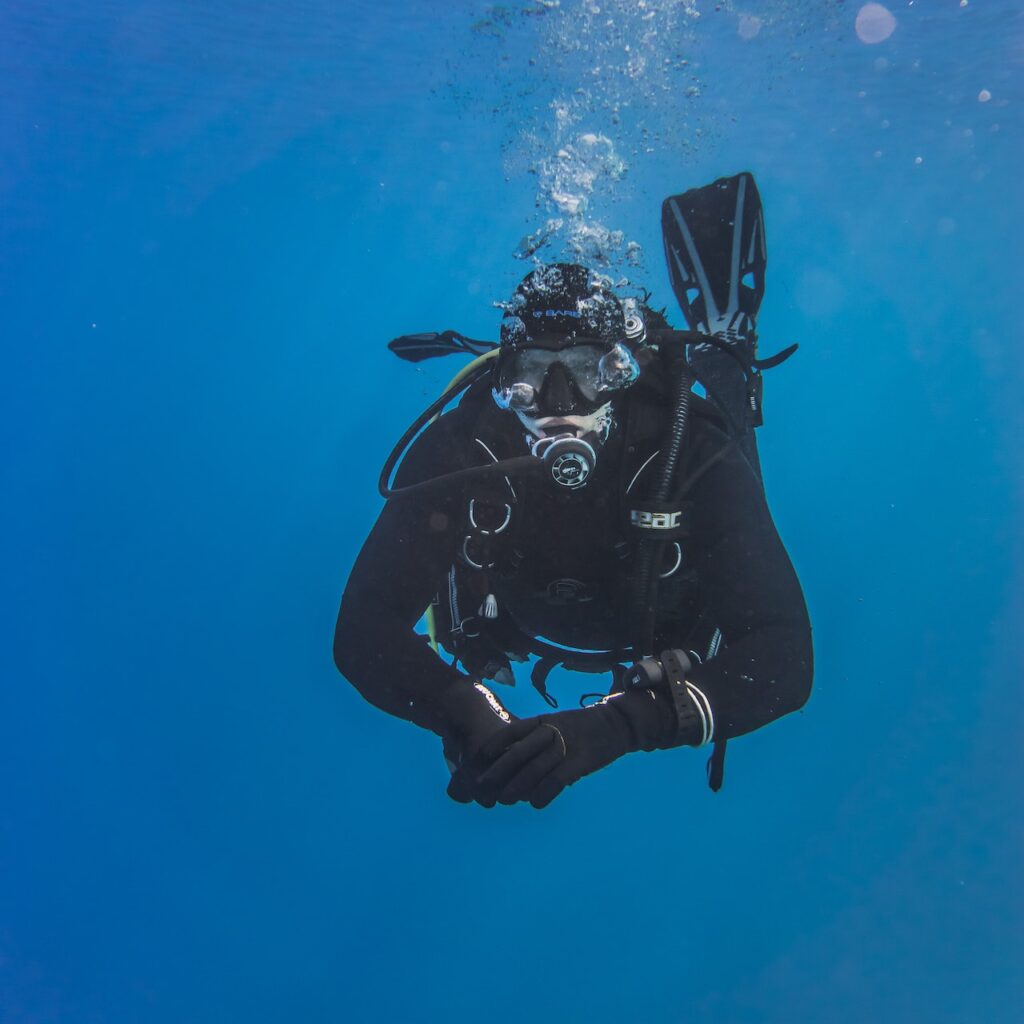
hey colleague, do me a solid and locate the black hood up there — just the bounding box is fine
[500,263,626,350]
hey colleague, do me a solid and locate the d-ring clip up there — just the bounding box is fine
[659,542,683,579]
[469,500,512,535]
[461,536,495,570]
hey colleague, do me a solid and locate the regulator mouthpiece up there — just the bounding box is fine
[531,434,596,489]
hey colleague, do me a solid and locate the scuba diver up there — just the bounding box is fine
[334,172,812,809]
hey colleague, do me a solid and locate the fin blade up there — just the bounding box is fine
[661,172,767,337]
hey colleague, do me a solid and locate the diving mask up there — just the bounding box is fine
[492,339,640,416]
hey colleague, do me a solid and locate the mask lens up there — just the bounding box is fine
[497,349,557,403]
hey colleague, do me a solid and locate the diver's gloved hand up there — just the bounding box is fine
[472,689,675,809]
[437,680,517,807]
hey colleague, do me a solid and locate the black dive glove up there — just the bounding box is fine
[470,687,680,809]
[437,680,517,807]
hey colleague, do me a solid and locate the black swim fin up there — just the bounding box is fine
[388,329,497,363]
[661,171,766,340]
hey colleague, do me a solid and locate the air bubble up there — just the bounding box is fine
[856,3,897,45]
[738,14,762,40]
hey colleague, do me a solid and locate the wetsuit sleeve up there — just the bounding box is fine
[333,416,473,737]
[679,423,813,742]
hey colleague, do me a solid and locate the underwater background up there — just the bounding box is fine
[2,1,1021,1021]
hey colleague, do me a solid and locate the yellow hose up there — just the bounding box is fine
[429,348,498,424]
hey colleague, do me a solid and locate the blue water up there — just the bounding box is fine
[2,2,1021,1021]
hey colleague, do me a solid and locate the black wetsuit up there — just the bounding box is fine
[335,374,813,758]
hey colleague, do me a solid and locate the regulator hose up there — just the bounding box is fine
[379,351,543,500]
[630,350,694,656]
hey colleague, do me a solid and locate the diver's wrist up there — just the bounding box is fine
[624,649,712,748]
